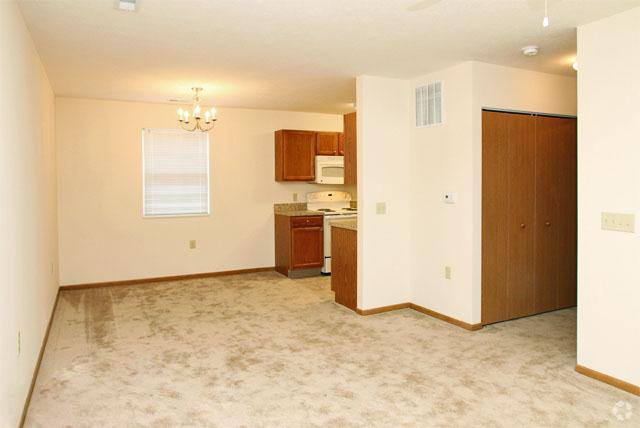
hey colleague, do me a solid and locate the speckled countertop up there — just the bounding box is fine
[330,219,357,231]
[276,210,324,217]
[274,203,323,217]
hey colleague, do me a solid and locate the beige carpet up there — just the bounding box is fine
[25,272,638,427]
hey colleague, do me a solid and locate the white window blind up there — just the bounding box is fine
[142,128,210,217]
[416,81,443,127]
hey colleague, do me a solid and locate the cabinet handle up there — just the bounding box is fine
[545,221,551,227]
[520,223,526,229]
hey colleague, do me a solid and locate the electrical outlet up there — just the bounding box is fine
[293,193,298,202]
[445,266,452,280]
[17,331,21,356]
[601,212,635,233]
[189,240,196,249]
[376,202,386,215]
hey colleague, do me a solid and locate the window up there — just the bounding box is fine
[416,81,443,127]
[142,128,209,217]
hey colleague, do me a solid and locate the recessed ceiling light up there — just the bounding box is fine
[521,46,539,57]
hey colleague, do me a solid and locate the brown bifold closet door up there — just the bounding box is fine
[482,110,536,324]
[536,116,577,309]
[482,110,576,325]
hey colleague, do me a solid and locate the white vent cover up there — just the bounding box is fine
[416,81,443,127]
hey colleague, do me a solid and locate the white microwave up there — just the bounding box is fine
[315,156,344,184]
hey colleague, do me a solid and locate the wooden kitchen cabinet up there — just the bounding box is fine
[275,214,324,278]
[275,130,317,181]
[343,112,357,185]
[338,133,345,155]
[331,225,357,311]
[316,132,341,155]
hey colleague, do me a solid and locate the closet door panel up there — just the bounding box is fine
[506,113,536,319]
[555,118,578,308]
[482,111,510,324]
[534,116,560,313]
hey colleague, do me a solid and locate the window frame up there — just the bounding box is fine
[141,128,211,219]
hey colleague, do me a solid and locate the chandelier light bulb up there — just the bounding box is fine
[176,87,218,132]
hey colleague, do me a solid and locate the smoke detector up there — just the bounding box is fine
[521,46,539,57]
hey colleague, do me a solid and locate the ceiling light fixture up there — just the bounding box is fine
[521,46,539,57]
[542,0,549,27]
[177,87,217,132]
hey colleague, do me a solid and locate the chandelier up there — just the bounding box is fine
[177,87,217,132]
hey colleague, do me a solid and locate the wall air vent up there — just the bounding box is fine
[118,0,136,12]
[416,81,443,127]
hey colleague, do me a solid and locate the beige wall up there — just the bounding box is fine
[410,61,576,324]
[0,2,58,426]
[356,76,412,309]
[577,7,640,387]
[56,97,352,285]
[410,62,475,322]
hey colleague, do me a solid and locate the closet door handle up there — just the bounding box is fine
[520,223,526,229]
[545,221,551,227]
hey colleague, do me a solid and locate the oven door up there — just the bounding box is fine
[315,156,344,184]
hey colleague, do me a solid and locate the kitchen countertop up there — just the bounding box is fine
[330,219,357,231]
[275,210,324,217]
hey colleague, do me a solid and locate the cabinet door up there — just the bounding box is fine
[282,131,316,181]
[534,116,560,313]
[316,132,339,155]
[343,112,357,185]
[338,133,345,155]
[291,226,324,269]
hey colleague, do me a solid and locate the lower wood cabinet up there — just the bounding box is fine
[275,215,324,277]
[331,226,357,311]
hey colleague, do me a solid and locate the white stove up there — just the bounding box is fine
[306,191,357,274]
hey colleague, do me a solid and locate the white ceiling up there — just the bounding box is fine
[17,0,640,113]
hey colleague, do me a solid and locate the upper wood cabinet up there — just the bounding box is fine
[343,112,357,185]
[316,132,341,155]
[338,133,345,155]
[275,130,317,181]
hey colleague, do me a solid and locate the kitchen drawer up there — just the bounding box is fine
[291,216,323,228]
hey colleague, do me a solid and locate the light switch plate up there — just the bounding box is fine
[376,202,386,215]
[601,212,635,233]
